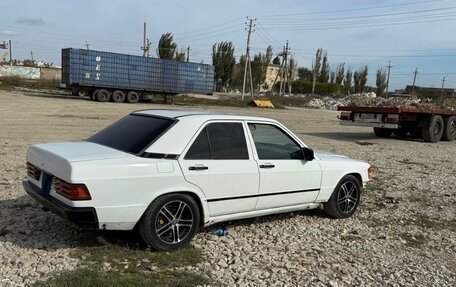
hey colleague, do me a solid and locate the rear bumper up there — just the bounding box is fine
[23,180,99,230]
[340,121,398,129]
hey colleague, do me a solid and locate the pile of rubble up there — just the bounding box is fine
[304,93,456,111]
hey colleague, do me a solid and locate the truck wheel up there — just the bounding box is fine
[126,91,140,103]
[442,116,456,141]
[139,194,200,251]
[421,115,444,143]
[91,90,98,101]
[323,175,361,219]
[112,90,126,103]
[96,89,110,102]
[373,128,393,138]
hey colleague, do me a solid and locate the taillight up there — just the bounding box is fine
[339,112,351,121]
[26,162,41,181]
[385,114,399,124]
[53,178,91,200]
[368,167,373,180]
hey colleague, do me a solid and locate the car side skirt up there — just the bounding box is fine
[204,202,320,226]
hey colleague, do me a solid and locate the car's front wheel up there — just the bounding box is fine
[323,175,361,218]
[139,194,200,251]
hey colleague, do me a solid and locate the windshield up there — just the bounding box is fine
[86,114,174,155]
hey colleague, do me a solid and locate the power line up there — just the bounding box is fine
[255,0,441,18]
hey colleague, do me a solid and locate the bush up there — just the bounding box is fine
[276,80,342,96]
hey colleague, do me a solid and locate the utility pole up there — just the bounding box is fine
[85,41,90,50]
[242,17,256,101]
[186,46,190,62]
[385,61,393,99]
[141,22,150,57]
[9,40,12,65]
[30,51,33,61]
[441,75,447,98]
[411,68,418,98]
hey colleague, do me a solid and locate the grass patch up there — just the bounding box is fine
[32,267,212,287]
[0,76,58,90]
[34,233,215,287]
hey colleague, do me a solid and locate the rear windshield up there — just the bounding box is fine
[86,115,174,154]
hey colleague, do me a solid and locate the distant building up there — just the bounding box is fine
[261,64,297,92]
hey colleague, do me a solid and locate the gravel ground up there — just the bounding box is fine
[0,89,454,286]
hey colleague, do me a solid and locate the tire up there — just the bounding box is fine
[126,91,140,103]
[323,175,361,219]
[421,115,444,143]
[91,90,98,101]
[139,194,200,251]
[373,127,393,138]
[96,89,110,102]
[112,90,126,103]
[442,116,456,141]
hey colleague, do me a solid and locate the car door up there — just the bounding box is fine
[247,122,322,210]
[178,121,259,217]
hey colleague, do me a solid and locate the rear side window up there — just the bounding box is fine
[87,115,174,154]
[185,122,249,160]
[185,128,211,159]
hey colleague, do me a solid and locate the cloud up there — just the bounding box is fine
[0,30,20,36]
[15,17,45,25]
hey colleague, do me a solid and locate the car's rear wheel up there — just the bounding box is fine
[323,175,361,218]
[139,194,200,251]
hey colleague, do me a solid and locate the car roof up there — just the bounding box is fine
[135,109,283,155]
[132,109,273,122]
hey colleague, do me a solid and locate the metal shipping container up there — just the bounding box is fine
[61,48,214,96]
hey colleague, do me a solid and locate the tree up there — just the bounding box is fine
[335,63,345,85]
[157,32,177,60]
[360,66,369,92]
[251,52,269,92]
[272,56,281,65]
[354,66,368,93]
[297,67,312,81]
[318,51,330,83]
[330,71,335,83]
[211,41,236,92]
[312,48,323,95]
[175,48,186,62]
[265,45,273,64]
[344,68,353,95]
[376,68,387,97]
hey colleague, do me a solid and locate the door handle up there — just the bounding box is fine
[260,163,275,169]
[189,165,208,171]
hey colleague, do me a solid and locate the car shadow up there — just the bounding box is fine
[0,195,147,251]
[23,91,88,102]
[200,207,329,233]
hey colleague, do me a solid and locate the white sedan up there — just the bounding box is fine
[24,110,371,251]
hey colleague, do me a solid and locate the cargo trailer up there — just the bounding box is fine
[61,48,214,103]
[337,106,456,143]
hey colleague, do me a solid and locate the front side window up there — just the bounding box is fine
[185,122,249,160]
[248,123,303,160]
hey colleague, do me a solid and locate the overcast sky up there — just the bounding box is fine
[0,0,455,89]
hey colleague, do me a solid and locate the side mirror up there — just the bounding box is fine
[302,147,315,161]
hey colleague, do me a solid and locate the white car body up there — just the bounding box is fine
[24,110,370,231]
